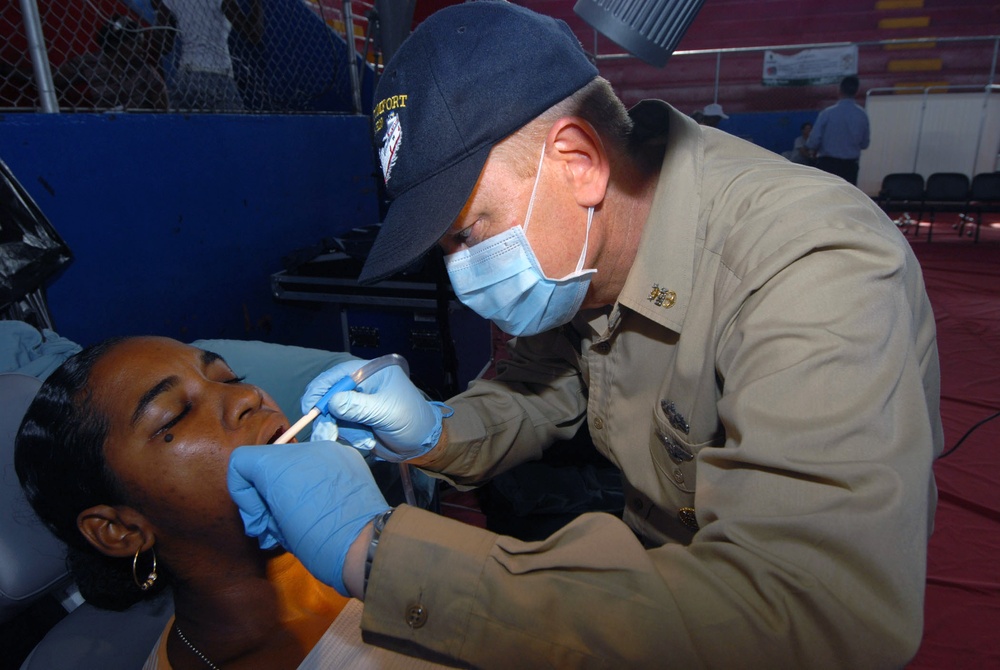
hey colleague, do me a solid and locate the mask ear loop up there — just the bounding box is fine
[521,143,548,236]
[575,206,595,273]
[523,142,594,275]
[575,121,606,274]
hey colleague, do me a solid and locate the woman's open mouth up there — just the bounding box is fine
[266,426,285,444]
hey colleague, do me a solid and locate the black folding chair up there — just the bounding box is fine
[876,173,925,236]
[959,172,1000,242]
[923,172,971,242]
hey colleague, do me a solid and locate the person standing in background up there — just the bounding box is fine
[806,75,870,185]
[698,102,728,127]
[152,0,253,111]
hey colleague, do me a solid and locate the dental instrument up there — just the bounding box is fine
[274,353,409,445]
[273,352,420,506]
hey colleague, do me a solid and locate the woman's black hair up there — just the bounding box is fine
[14,336,170,611]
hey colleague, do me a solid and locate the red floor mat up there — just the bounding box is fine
[907,225,1000,668]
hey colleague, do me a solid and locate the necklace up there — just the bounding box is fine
[174,623,221,670]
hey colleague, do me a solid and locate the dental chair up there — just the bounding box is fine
[1,336,437,669]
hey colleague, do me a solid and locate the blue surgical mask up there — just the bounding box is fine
[445,146,596,337]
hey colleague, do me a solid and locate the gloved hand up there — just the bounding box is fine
[309,415,378,452]
[302,360,447,462]
[303,373,379,451]
[227,441,390,595]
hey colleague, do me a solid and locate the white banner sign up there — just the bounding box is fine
[762,45,858,86]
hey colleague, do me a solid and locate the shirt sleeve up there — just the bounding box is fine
[363,505,701,667]
[416,327,589,485]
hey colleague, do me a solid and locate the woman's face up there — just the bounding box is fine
[87,337,290,543]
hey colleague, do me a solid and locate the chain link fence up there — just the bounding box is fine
[0,0,380,114]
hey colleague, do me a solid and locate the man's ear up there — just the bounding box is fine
[546,117,610,208]
[77,505,154,558]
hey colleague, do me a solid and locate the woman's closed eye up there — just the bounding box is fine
[152,375,245,437]
[154,402,192,439]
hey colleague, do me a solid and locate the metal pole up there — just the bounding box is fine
[970,64,997,175]
[713,52,721,103]
[912,87,930,173]
[978,40,1000,145]
[990,38,1000,172]
[990,36,999,86]
[595,34,1000,62]
[970,38,1000,174]
[969,40,1000,174]
[19,0,59,113]
[342,0,363,114]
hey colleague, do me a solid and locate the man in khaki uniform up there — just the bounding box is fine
[227,3,943,668]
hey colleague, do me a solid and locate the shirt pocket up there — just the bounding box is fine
[649,403,706,495]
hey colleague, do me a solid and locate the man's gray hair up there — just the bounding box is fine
[496,77,634,177]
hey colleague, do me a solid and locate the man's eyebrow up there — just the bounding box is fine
[131,377,178,426]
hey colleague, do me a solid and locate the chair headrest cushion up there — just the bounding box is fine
[0,373,71,622]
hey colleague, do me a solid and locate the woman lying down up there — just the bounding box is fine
[15,336,445,669]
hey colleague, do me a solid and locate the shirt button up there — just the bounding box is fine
[405,603,428,628]
[630,497,644,512]
[672,468,685,484]
[595,341,610,354]
[593,417,604,430]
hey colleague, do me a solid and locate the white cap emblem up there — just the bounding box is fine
[379,112,402,185]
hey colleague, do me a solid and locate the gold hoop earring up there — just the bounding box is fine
[132,547,158,591]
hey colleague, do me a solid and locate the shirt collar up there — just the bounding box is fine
[614,100,703,335]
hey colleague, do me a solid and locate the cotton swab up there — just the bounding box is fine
[273,353,408,445]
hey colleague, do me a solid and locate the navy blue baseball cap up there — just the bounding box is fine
[359,1,599,285]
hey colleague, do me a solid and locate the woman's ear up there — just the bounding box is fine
[77,505,153,558]
[546,117,610,208]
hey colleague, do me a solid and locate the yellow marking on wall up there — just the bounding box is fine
[329,20,367,38]
[878,16,931,29]
[875,0,924,9]
[887,58,943,72]
[883,41,936,50]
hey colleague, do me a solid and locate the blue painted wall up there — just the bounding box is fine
[716,109,821,157]
[0,112,379,349]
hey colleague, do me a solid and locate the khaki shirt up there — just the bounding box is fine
[362,102,943,669]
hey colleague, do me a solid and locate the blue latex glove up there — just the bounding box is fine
[227,441,390,595]
[309,415,378,452]
[302,360,446,462]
